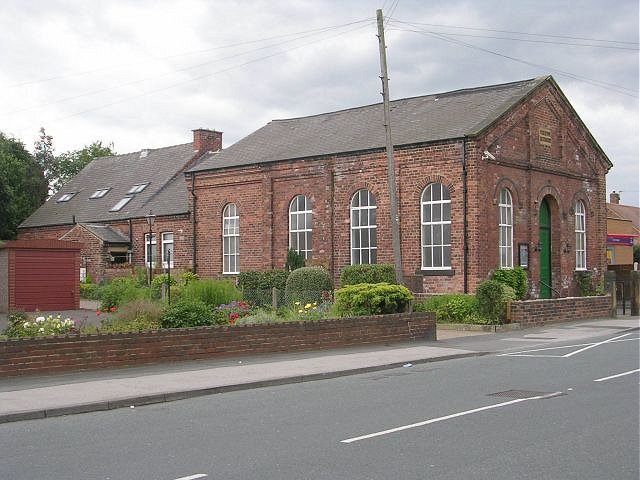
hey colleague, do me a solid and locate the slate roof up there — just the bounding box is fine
[80,224,130,244]
[189,76,550,173]
[607,203,640,235]
[20,143,195,229]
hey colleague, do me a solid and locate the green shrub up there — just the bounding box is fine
[80,282,100,300]
[334,283,413,317]
[160,299,215,328]
[238,269,289,290]
[434,295,478,323]
[181,278,241,309]
[98,277,150,310]
[284,266,333,305]
[413,294,459,313]
[476,279,516,324]
[492,267,528,300]
[285,248,305,272]
[340,264,396,286]
[150,273,178,299]
[575,271,597,296]
[181,271,200,285]
[99,299,164,332]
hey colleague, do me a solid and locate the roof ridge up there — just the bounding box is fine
[93,141,193,160]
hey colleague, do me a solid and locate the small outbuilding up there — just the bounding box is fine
[0,239,83,313]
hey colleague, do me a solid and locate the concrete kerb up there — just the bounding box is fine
[0,351,488,424]
[437,323,522,332]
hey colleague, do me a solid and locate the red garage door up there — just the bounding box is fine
[2,240,82,312]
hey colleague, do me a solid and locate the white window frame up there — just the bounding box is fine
[499,188,514,268]
[575,200,587,270]
[161,232,174,269]
[110,197,132,212]
[144,233,157,268]
[289,195,313,260]
[57,192,76,202]
[222,203,240,274]
[350,189,377,265]
[90,188,110,199]
[421,183,452,270]
[127,183,148,194]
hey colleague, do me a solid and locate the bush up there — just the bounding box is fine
[285,249,305,272]
[575,271,597,296]
[433,295,478,323]
[5,312,76,337]
[98,277,150,310]
[340,264,396,286]
[334,283,413,317]
[492,267,528,300]
[181,271,199,285]
[181,278,242,309]
[214,300,252,325]
[80,282,100,300]
[476,280,516,324]
[99,299,164,332]
[160,299,215,328]
[150,273,178,299]
[238,270,289,291]
[285,266,333,305]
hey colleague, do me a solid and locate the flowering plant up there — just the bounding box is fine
[216,300,251,325]
[293,301,326,320]
[5,313,76,338]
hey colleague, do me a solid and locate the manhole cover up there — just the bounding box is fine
[487,389,558,399]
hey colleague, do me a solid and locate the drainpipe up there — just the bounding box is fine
[462,137,469,294]
[190,172,198,274]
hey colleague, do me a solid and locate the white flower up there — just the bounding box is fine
[38,327,45,333]
[23,322,30,327]
[35,316,45,323]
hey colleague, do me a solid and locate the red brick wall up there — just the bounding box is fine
[0,312,435,377]
[509,295,611,327]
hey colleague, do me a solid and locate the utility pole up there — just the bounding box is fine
[376,9,403,285]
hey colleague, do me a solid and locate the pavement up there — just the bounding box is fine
[1,314,637,424]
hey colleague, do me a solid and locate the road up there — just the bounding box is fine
[1,324,638,479]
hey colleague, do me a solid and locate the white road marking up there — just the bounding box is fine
[562,332,634,358]
[173,475,207,480]
[498,336,638,358]
[341,393,561,444]
[594,369,640,382]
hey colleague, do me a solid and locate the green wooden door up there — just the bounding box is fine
[539,199,552,298]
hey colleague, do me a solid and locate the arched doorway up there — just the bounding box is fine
[539,198,552,298]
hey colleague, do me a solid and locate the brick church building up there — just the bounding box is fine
[20,76,611,298]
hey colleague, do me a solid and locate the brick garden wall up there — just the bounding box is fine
[509,295,611,327]
[0,312,435,377]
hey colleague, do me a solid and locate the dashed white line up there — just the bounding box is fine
[594,369,640,382]
[341,393,560,444]
[173,474,207,480]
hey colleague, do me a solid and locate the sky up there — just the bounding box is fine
[1,0,638,206]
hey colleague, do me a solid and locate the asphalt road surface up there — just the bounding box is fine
[1,326,638,480]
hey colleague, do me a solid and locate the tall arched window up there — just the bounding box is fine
[421,183,451,269]
[222,203,239,274]
[289,195,312,259]
[499,189,513,268]
[351,189,377,264]
[575,200,586,270]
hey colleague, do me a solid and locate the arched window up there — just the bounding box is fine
[575,200,586,270]
[351,189,377,264]
[421,183,451,269]
[222,203,239,274]
[499,189,513,268]
[289,195,312,259]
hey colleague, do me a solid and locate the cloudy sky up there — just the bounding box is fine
[1,0,638,205]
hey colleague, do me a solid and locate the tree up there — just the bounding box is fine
[0,132,48,239]
[33,127,56,195]
[54,141,115,192]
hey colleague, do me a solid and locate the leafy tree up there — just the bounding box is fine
[54,141,115,192]
[33,127,55,195]
[0,132,48,239]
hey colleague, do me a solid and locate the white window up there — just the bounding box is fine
[222,204,239,274]
[90,188,110,199]
[575,200,586,270]
[499,189,513,268]
[145,233,157,268]
[351,189,377,264]
[421,183,451,269]
[127,183,148,194]
[57,192,76,202]
[289,195,312,259]
[110,197,132,212]
[161,232,174,269]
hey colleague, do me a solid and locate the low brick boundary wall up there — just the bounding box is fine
[509,295,611,327]
[0,312,435,377]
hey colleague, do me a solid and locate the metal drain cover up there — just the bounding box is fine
[487,389,562,399]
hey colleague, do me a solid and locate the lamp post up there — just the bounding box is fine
[145,210,156,286]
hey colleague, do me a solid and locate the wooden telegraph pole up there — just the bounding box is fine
[376,9,403,284]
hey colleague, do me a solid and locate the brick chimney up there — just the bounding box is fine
[610,191,620,204]
[193,129,222,153]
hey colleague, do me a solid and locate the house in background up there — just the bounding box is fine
[18,129,222,283]
[606,191,639,270]
[187,76,611,298]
